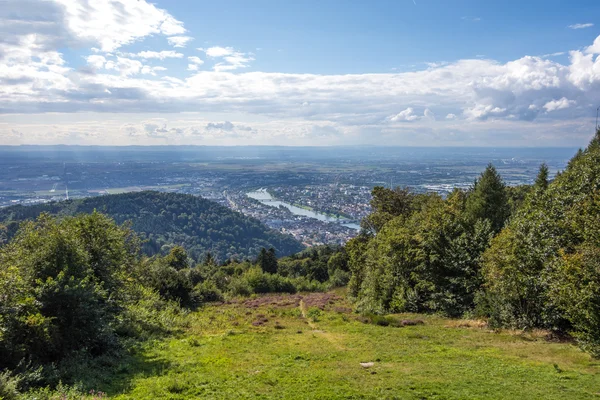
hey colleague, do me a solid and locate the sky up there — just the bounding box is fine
[0,0,599,147]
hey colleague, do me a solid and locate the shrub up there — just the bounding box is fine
[549,246,600,357]
[194,280,224,303]
[0,213,136,369]
[327,269,350,289]
[0,370,22,400]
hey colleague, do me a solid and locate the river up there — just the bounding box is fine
[247,189,360,230]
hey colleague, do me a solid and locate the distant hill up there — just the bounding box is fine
[0,191,304,262]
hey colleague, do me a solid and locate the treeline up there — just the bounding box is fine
[347,130,600,357]
[0,191,304,262]
[0,210,345,397]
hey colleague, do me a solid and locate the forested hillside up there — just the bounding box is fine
[347,129,600,357]
[0,191,304,261]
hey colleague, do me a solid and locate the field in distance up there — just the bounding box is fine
[78,291,599,399]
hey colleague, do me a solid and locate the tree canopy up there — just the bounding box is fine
[0,191,304,262]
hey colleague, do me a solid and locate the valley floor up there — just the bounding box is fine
[94,292,599,399]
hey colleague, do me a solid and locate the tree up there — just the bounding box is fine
[0,213,138,369]
[165,246,189,270]
[0,224,6,245]
[465,164,509,233]
[361,186,415,234]
[534,163,549,191]
[257,247,278,274]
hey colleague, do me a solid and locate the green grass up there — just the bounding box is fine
[69,293,600,399]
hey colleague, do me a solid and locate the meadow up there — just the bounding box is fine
[66,291,600,400]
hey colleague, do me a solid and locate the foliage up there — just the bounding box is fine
[257,247,278,274]
[350,188,497,317]
[360,186,416,235]
[550,246,600,357]
[0,191,304,262]
[482,130,600,355]
[464,163,510,233]
[0,212,138,370]
[0,370,21,400]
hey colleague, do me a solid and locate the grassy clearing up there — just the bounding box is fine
[73,292,599,399]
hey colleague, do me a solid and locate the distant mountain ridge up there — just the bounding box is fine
[0,191,304,262]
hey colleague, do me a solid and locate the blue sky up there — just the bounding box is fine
[155,0,600,73]
[1,0,599,146]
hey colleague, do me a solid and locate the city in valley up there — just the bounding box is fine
[0,145,575,247]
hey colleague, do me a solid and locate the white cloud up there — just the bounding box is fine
[2,0,600,146]
[134,51,183,60]
[568,23,594,30]
[585,36,600,55]
[53,0,187,52]
[202,46,254,71]
[204,46,235,57]
[206,121,235,131]
[186,56,204,72]
[424,108,435,120]
[543,97,576,112]
[167,36,193,48]
[541,52,565,58]
[86,55,107,69]
[389,108,419,122]
[104,57,144,76]
[141,65,167,76]
[188,56,204,65]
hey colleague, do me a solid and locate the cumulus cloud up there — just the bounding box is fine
[2,0,600,146]
[586,36,600,54]
[53,0,187,52]
[188,56,204,65]
[568,23,594,30]
[389,108,419,122]
[86,55,107,69]
[167,36,193,48]
[201,46,254,71]
[206,121,235,131]
[544,97,576,112]
[105,57,143,76]
[141,66,167,76]
[134,51,183,60]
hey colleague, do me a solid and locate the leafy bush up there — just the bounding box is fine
[194,280,224,303]
[549,246,600,357]
[0,212,138,370]
[0,370,22,400]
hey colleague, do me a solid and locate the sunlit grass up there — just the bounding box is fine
[65,292,599,399]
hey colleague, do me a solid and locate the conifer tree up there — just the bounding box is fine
[534,163,549,191]
[465,163,509,233]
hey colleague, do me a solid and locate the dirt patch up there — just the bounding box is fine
[544,331,573,343]
[401,319,425,326]
[302,293,343,310]
[240,293,343,310]
[242,294,303,309]
[445,319,487,329]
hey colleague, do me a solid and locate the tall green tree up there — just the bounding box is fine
[361,186,415,234]
[534,163,549,191]
[257,247,278,274]
[465,164,509,233]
